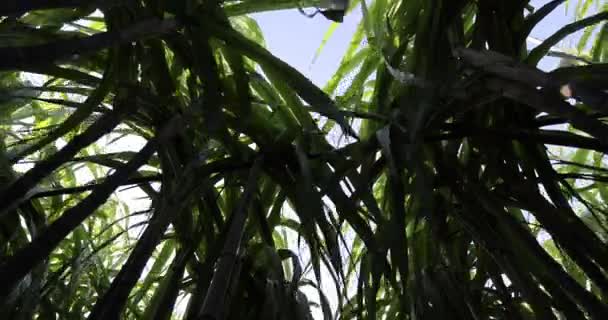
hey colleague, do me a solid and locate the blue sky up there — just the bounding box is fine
[252,8,361,86]
[252,0,588,87]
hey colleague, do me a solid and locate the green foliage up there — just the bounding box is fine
[0,0,607,319]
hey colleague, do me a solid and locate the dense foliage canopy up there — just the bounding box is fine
[0,0,607,319]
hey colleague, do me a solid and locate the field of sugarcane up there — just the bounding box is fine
[0,0,607,319]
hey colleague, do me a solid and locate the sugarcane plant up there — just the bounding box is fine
[0,0,607,319]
